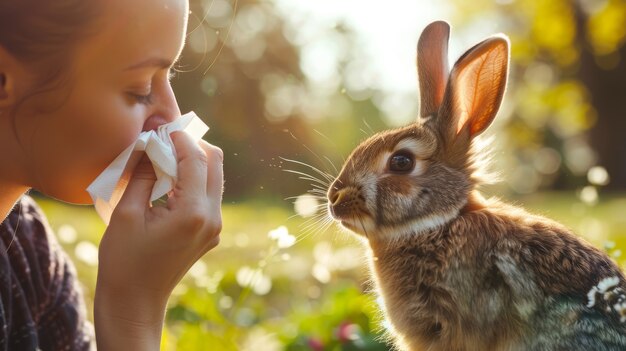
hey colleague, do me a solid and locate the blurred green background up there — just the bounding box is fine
[37,0,626,349]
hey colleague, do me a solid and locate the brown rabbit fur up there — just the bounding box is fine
[327,21,626,351]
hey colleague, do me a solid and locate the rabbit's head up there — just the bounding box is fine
[327,21,509,242]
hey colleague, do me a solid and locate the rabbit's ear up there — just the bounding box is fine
[417,21,450,118]
[439,35,509,142]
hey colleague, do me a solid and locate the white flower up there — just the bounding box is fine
[237,266,260,287]
[588,166,610,186]
[236,266,272,295]
[268,226,296,249]
[240,327,282,351]
[579,186,598,205]
[277,234,296,248]
[312,263,330,284]
[57,225,77,244]
[188,260,207,279]
[268,226,288,240]
[294,194,319,218]
[74,241,98,266]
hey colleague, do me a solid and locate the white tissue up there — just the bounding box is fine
[86,111,209,224]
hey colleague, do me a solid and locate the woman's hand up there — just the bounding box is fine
[94,131,223,350]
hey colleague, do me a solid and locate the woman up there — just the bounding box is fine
[0,0,224,349]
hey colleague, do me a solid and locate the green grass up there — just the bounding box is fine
[34,191,626,350]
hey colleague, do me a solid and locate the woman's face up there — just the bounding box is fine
[15,0,189,204]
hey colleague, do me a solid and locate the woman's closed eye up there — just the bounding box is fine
[126,68,176,105]
[129,91,154,105]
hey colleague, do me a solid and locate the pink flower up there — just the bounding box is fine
[337,322,361,343]
[307,337,324,351]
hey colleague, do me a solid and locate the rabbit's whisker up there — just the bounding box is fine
[363,119,375,136]
[300,213,332,234]
[323,155,340,175]
[300,203,328,212]
[300,208,329,221]
[308,184,328,192]
[301,207,331,224]
[281,168,329,185]
[283,129,342,175]
[357,215,369,239]
[284,193,327,201]
[300,143,335,175]
[313,128,337,146]
[305,181,329,191]
[282,169,329,187]
[300,219,329,235]
[285,213,301,221]
[296,216,333,244]
[280,158,336,182]
[299,205,329,220]
[287,206,325,221]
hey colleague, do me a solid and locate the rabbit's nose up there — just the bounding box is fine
[330,189,347,206]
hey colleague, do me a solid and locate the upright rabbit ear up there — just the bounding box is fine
[439,35,509,144]
[417,21,450,118]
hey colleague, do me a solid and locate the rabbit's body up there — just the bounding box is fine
[370,194,626,350]
[326,21,626,350]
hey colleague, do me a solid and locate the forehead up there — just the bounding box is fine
[75,0,189,73]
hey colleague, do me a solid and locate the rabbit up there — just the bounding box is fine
[326,21,626,351]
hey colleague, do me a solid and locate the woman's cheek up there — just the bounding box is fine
[86,98,145,157]
[91,113,143,169]
[55,99,137,179]
[54,112,142,204]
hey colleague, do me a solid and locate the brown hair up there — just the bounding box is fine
[0,1,100,111]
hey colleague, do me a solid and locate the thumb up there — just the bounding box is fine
[114,154,157,218]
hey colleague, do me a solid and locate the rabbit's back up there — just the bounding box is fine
[525,296,626,351]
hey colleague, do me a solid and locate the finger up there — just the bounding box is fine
[114,154,157,218]
[198,140,224,201]
[171,131,207,196]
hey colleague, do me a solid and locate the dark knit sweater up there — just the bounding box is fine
[0,196,94,350]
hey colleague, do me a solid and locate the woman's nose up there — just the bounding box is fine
[142,79,180,131]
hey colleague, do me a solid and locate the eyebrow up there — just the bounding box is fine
[125,58,176,71]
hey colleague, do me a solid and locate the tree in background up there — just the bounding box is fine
[171,0,389,202]
[172,0,313,201]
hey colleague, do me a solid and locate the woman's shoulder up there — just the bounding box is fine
[0,195,94,350]
[1,194,50,240]
[0,194,62,275]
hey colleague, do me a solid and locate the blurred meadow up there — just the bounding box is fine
[37,0,626,349]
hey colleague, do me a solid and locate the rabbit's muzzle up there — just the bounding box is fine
[328,186,371,223]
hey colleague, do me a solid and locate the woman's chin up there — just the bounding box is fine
[36,187,94,205]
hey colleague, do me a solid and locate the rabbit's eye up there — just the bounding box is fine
[389,152,415,173]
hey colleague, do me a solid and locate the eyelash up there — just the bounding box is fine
[130,92,154,105]
[129,70,176,105]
